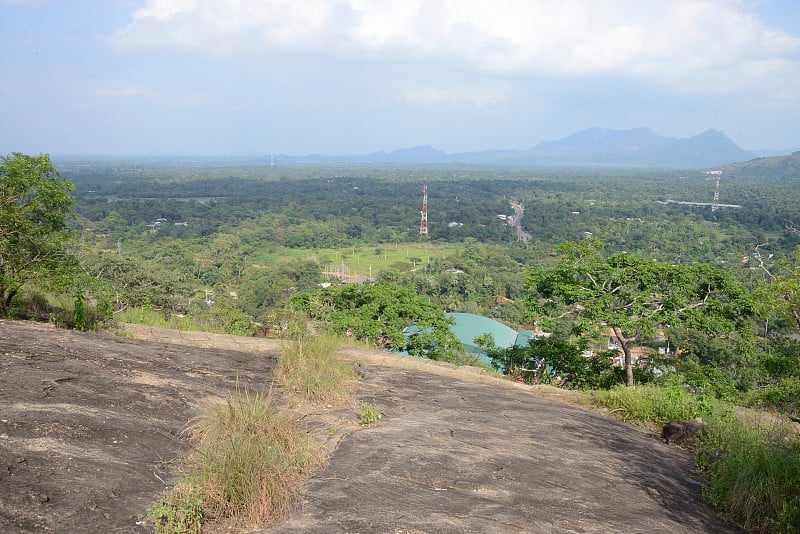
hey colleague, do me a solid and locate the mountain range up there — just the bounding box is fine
[285,128,765,168]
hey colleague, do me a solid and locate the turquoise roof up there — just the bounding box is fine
[446,312,518,353]
[399,313,525,366]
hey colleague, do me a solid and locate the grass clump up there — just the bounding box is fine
[696,419,800,533]
[188,389,319,526]
[147,389,319,531]
[592,382,733,427]
[278,331,355,404]
[749,378,800,415]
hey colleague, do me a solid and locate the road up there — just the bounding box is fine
[509,200,532,243]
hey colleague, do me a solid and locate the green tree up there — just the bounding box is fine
[473,332,495,354]
[84,255,180,313]
[291,282,462,361]
[757,246,800,333]
[526,240,755,386]
[488,335,625,389]
[0,153,76,314]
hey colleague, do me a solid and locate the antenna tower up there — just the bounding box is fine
[419,184,429,238]
[704,170,723,211]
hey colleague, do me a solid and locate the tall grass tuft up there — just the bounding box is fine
[187,389,319,527]
[278,331,355,404]
[696,419,800,533]
[592,383,733,426]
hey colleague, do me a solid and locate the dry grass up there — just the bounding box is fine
[185,388,319,527]
[277,331,356,405]
[146,326,358,532]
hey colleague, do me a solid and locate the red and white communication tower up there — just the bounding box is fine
[419,184,429,238]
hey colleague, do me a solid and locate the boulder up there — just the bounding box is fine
[662,418,705,447]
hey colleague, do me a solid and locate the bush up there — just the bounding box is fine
[147,483,205,534]
[680,364,742,403]
[358,400,383,426]
[7,291,51,320]
[257,308,308,339]
[761,338,800,379]
[117,298,256,336]
[186,298,256,336]
[750,378,800,415]
[487,336,635,389]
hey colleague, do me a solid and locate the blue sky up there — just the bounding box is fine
[1,0,799,156]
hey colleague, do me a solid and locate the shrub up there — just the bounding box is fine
[147,483,205,534]
[7,291,51,319]
[186,298,256,337]
[750,378,800,415]
[761,338,800,379]
[358,400,383,426]
[488,336,642,390]
[680,364,742,403]
[258,308,308,339]
[117,299,256,336]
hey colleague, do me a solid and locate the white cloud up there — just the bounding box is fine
[108,0,800,92]
[109,0,341,55]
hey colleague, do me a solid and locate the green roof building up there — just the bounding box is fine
[446,312,519,354]
[401,312,533,366]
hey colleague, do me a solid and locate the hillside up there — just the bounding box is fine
[718,151,800,180]
[0,320,740,533]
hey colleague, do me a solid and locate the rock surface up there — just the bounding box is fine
[0,320,740,533]
[663,419,706,448]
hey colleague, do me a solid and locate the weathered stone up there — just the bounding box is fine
[663,418,705,447]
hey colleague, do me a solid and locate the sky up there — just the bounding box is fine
[1,0,799,156]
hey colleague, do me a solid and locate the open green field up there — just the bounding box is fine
[253,241,465,279]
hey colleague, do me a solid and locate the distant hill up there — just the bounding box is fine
[517,128,753,167]
[282,128,755,168]
[717,151,800,180]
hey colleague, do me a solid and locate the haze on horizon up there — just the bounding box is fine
[1,0,799,157]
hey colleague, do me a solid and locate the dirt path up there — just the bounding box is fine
[0,320,740,533]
